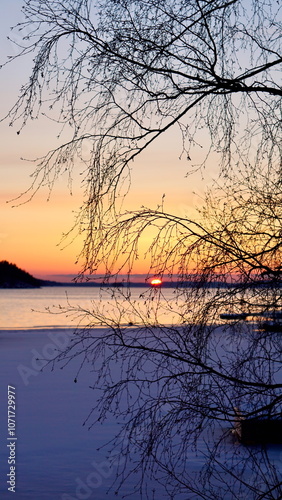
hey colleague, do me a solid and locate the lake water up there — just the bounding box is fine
[0,286,182,329]
[0,287,282,499]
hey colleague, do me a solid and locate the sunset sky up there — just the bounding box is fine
[0,1,218,280]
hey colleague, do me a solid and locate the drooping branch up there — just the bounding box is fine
[3,0,281,229]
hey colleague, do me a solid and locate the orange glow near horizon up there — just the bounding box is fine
[0,6,223,281]
[0,84,211,279]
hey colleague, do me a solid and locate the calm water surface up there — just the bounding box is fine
[0,286,182,329]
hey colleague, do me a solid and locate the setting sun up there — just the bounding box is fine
[150,278,162,286]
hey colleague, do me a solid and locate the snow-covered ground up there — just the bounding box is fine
[1,326,282,500]
[0,328,136,500]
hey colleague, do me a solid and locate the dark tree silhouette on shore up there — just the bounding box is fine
[3,0,282,498]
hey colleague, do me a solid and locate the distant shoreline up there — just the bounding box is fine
[6,279,278,289]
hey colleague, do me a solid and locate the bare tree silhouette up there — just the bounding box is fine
[52,170,282,497]
[4,0,281,275]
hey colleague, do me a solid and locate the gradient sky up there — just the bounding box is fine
[0,2,218,280]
